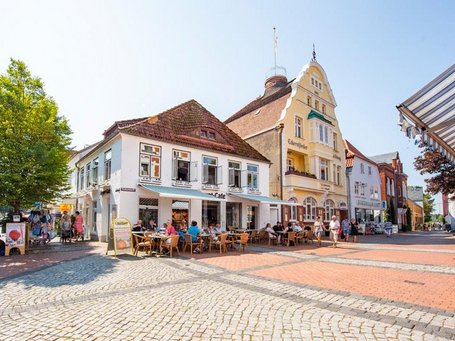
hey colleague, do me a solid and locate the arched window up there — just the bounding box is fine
[304,197,317,221]
[307,96,312,107]
[315,100,320,111]
[324,199,335,221]
[288,197,297,221]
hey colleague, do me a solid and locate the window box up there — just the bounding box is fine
[284,169,317,179]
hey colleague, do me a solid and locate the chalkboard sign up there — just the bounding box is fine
[106,217,133,257]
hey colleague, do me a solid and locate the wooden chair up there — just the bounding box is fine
[234,233,249,251]
[268,233,278,245]
[305,230,315,244]
[183,234,203,254]
[295,232,305,245]
[161,234,180,257]
[250,230,259,244]
[133,234,152,256]
[286,232,297,247]
[213,233,229,253]
[258,229,268,243]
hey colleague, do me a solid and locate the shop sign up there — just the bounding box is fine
[288,139,308,150]
[356,199,382,209]
[116,187,137,192]
[209,192,226,199]
[59,204,72,212]
[107,217,133,257]
[320,183,331,191]
[5,223,26,256]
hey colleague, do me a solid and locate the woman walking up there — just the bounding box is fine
[73,211,84,241]
[314,216,324,247]
[350,218,359,243]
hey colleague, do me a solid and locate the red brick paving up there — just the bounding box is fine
[341,249,455,267]
[250,261,455,311]
[194,252,294,271]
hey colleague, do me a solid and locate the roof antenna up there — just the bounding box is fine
[312,43,317,62]
[273,27,278,75]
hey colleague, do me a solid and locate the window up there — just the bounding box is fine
[92,158,99,185]
[402,182,407,198]
[294,116,302,138]
[315,100,319,111]
[320,159,329,181]
[368,166,372,175]
[374,187,379,199]
[360,163,365,174]
[386,178,390,195]
[370,186,374,198]
[200,130,215,140]
[173,150,190,182]
[360,183,365,196]
[354,182,360,195]
[207,131,215,140]
[324,199,335,221]
[307,96,312,107]
[287,158,294,172]
[304,197,317,221]
[319,125,324,142]
[311,78,314,85]
[391,179,395,196]
[228,161,241,187]
[200,130,207,138]
[322,104,326,114]
[104,149,112,181]
[79,167,85,190]
[336,166,341,185]
[247,164,258,189]
[140,143,161,179]
[289,198,297,221]
[333,132,338,151]
[324,126,328,143]
[203,156,220,185]
[85,163,91,188]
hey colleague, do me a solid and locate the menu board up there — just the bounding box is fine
[112,217,133,256]
[5,223,26,256]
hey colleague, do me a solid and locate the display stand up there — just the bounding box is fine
[5,223,26,256]
[106,217,133,257]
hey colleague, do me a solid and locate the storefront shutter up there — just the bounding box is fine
[202,164,209,184]
[172,157,178,180]
[241,170,248,187]
[228,168,234,186]
[190,161,198,182]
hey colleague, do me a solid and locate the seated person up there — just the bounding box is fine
[293,223,303,232]
[132,220,143,232]
[265,223,280,242]
[165,220,176,236]
[214,223,223,235]
[273,222,284,233]
[145,219,157,231]
[187,220,201,242]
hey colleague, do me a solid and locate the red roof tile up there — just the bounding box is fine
[344,139,377,167]
[107,100,269,163]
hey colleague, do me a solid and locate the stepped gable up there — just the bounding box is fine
[224,80,293,124]
[114,99,269,163]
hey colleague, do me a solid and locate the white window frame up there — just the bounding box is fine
[247,164,259,189]
[324,199,335,221]
[104,149,112,181]
[140,143,161,180]
[203,156,221,185]
[85,163,91,188]
[287,158,294,172]
[354,182,360,195]
[320,159,329,181]
[228,161,241,188]
[173,149,191,182]
[92,158,99,185]
[294,116,302,138]
[368,166,372,175]
[336,166,341,185]
[289,198,297,221]
[79,166,85,190]
[304,197,317,221]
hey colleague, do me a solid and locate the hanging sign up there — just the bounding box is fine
[5,223,26,256]
[107,217,133,256]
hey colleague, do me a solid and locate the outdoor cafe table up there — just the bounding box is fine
[199,233,212,252]
[132,232,169,256]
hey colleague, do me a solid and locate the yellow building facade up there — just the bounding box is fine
[226,59,348,226]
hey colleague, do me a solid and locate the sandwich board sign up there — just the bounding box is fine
[5,222,26,256]
[106,217,133,257]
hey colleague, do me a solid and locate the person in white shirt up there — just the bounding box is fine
[329,215,341,248]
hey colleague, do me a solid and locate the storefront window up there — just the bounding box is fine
[226,202,241,228]
[288,198,297,221]
[172,200,189,227]
[246,205,256,229]
[139,198,158,226]
[202,200,220,228]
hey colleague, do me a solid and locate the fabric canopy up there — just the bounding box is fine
[229,193,299,206]
[397,64,455,163]
[140,184,224,201]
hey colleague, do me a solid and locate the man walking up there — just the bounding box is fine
[329,215,340,248]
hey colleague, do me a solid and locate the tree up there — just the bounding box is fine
[414,146,455,197]
[0,59,72,212]
[423,193,435,223]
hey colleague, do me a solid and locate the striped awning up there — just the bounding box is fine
[397,64,455,164]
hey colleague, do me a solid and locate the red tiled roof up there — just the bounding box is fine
[344,139,377,167]
[224,81,293,124]
[107,100,269,163]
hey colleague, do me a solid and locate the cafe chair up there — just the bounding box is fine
[286,232,297,247]
[133,234,152,256]
[161,234,180,257]
[234,233,249,251]
[268,233,278,246]
[305,229,315,244]
[213,233,229,253]
[183,234,203,254]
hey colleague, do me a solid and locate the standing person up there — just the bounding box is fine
[73,211,84,242]
[341,217,350,242]
[314,216,324,247]
[385,222,393,238]
[329,215,340,248]
[350,218,359,243]
[60,212,72,243]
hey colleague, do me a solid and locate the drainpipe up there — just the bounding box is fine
[346,167,352,220]
[277,123,285,200]
[75,164,80,213]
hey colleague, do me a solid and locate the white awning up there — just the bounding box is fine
[229,193,299,206]
[397,64,455,164]
[139,184,224,202]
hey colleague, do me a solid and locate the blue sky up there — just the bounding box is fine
[0,0,453,211]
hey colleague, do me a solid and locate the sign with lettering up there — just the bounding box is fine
[356,199,382,209]
[209,192,226,199]
[288,139,308,150]
[107,217,133,257]
[119,187,136,192]
[320,183,331,191]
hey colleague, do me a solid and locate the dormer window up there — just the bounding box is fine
[200,130,207,138]
[200,130,215,140]
[207,131,215,140]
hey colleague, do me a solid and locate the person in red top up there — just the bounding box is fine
[73,211,84,241]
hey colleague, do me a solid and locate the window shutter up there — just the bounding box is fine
[228,168,234,186]
[172,157,178,180]
[216,166,223,185]
[202,164,209,184]
[190,161,198,182]
[241,170,248,187]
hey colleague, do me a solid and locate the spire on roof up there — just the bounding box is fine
[312,43,317,62]
[265,27,287,95]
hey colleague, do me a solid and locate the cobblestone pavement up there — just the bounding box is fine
[0,231,454,340]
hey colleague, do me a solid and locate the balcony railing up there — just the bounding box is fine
[285,169,317,179]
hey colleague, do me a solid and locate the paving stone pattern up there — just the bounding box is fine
[0,231,454,340]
